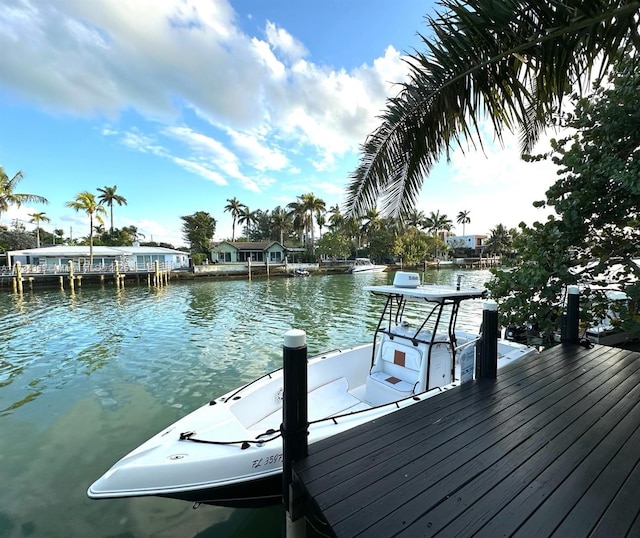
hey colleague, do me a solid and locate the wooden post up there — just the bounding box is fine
[266,258,270,278]
[477,300,498,379]
[282,329,308,538]
[15,261,23,293]
[68,260,75,291]
[59,276,64,289]
[248,258,252,281]
[563,285,580,344]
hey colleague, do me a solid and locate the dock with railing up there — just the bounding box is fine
[0,260,172,291]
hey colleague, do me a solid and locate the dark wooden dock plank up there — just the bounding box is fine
[307,345,624,520]
[339,348,640,537]
[296,344,640,537]
[299,343,606,495]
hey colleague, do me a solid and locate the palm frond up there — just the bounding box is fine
[345,0,640,217]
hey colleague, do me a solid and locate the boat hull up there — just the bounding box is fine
[159,473,282,508]
[349,266,387,273]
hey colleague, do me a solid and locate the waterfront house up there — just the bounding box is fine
[7,245,190,271]
[445,234,487,254]
[211,241,287,263]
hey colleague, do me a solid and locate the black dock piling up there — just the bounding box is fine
[563,285,580,344]
[282,329,308,537]
[477,300,498,379]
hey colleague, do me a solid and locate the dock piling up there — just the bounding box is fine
[562,285,580,344]
[15,262,23,293]
[282,329,308,538]
[477,300,498,379]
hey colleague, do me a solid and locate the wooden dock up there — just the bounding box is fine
[295,342,640,537]
[0,262,172,291]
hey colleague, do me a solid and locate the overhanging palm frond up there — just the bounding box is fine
[345,0,640,217]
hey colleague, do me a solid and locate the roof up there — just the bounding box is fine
[8,245,188,257]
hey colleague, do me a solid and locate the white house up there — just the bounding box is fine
[211,241,287,263]
[445,234,487,254]
[7,245,190,271]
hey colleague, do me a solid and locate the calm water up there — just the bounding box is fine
[0,269,493,538]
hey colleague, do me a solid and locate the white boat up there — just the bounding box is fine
[347,257,387,273]
[87,272,537,508]
[584,289,640,345]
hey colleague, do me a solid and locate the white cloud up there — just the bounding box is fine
[0,0,410,177]
[226,129,289,171]
[264,21,307,63]
[171,157,228,186]
[314,181,348,196]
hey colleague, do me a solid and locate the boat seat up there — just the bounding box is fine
[249,377,361,431]
[365,340,425,406]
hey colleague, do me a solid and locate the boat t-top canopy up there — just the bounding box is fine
[364,274,489,368]
[364,283,486,303]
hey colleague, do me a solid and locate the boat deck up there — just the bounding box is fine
[295,342,640,537]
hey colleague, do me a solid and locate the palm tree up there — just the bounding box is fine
[344,1,639,216]
[457,210,471,236]
[328,204,345,231]
[424,211,453,258]
[237,206,258,239]
[485,223,512,255]
[270,206,293,244]
[29,211,50,248]
[287,201,307,245]
[0,167,48,221]
[291,193,326,253]
[402,208,427,229]
[424,211,453,239]
[66,191,107,266]
[316,213,326,238]
[224,197,246,241]
[361,208,383,242]
[97,185,127,233]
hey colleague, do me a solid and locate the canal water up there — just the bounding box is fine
[0,269,493,538]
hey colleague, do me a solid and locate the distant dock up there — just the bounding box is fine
[0,261,171,291]
[295,342,640,537]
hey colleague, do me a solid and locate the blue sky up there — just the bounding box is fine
[0,0,557,247]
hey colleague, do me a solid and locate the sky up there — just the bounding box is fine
[0,0,560,248]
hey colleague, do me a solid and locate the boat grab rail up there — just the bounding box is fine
[453,337,481,352]
[220,348,344,403]
[179,383,452,450]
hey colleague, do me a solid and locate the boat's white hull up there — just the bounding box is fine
[88,335,536,507]
[349,265,387,273]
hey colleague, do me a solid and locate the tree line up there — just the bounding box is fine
[0,164,516,267]
[181,197,516,265]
